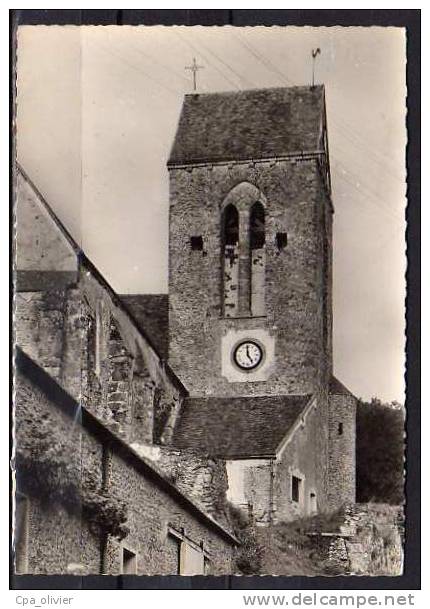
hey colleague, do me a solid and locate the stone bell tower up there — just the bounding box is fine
[167,86,333,399]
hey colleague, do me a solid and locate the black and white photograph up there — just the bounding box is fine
[12,19,409,579]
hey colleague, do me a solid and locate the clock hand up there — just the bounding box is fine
[246,345,253,362]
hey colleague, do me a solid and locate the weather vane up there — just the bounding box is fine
[185,57,204,92]
[311,48,321,87]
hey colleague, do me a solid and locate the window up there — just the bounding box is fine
[250,202,266,316]
[179,542,205,575]
[204,557,211,575]
[223,204,239,246]
[276,232,288,250]
[338,422,343,436]
[168,527,206,575]
[250,202,265,250]
[222,204,240,317]
[190,235,203,251]
[122,547,137,574]
[15,493,29,574]
[291,475,302,503]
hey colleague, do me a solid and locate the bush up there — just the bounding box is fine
[227,504,263,575]
[356,399,405,505]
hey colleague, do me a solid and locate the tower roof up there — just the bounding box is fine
[329,376,356,398]
[168,85,325,167]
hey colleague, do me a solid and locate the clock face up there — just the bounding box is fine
[233,340,263,371]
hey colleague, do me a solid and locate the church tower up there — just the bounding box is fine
[167,86,333,400]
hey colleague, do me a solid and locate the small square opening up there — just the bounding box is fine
[122,547,137,574]
[309,492,317,514]
[276,232,288,250]
[190,236,203,251]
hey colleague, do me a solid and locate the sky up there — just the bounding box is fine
[16,25,406,403]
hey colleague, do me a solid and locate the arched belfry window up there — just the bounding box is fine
[222,204,239,317]
[250,202,266,316]
[220,183,268,318]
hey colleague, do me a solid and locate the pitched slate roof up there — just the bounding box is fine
[120,294,169,359]
[172,394,312,458]
[330,376,355,397]
[168,85,325,166]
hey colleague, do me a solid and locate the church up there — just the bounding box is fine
[13,84,357,575]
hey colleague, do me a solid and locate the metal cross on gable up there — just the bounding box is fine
[185,57,204,92]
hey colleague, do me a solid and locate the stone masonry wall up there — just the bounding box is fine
[168,158,332,398]
[311,504,403,576]
[107,451,233,575]
[14,368,235,575]
[327,393,356,509]
[225,397,330,526]
[15,290,69,381]
[15,168,186,447]
[15,170,77,273]
[79,266,184,445]
[130,443,229,526]
[272,395,329,523]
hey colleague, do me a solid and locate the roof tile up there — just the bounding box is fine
[172,394,312,457]
[168,86,325,166]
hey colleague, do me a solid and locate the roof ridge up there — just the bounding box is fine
[184,84,325,97]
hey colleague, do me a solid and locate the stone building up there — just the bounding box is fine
[13,84,357,575]
[166,86,356,523]
[14,167,237,575]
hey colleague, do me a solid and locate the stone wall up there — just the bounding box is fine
[224,397,331,525]
[273,396,329,522]
[14,262,185,447]
[14,290,70,381]
[14,361,236,575]
[327,392,356,509]
[168,158,332,398]
[15,167,186,447]
[310,504,404,576]
[78,264,185,445]
[15,170,78,273]
[131,443,229,525]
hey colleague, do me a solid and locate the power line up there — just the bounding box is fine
[231,32,404,187]
[333,166,404,224]
[191,30,255,89]
[90,33,404,229]
[171,28,240,91]
[330,119,404,185]
[334,224,404,285]
[88,38,179,98]
[125,37,190,86]
[232,30,294,86]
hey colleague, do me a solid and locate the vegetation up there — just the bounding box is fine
[356,398,405,505]
[227,504,263,575]
[16,407,129,539]
[227,505,346,576]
